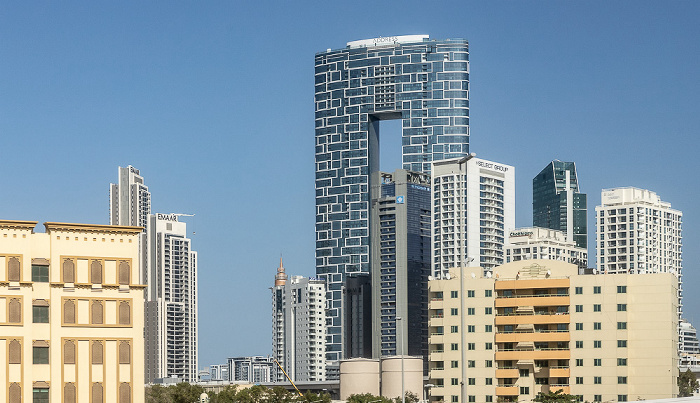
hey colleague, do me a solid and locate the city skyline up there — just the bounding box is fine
[2,1,700,367]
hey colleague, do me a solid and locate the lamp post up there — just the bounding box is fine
[396,316,405,403]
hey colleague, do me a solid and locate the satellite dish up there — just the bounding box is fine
[471,272,476,278]
[428,275,434,281]
[547,270,551,276]
[593,269,598,275]
[445,273,451,280]
[486,271,492,278]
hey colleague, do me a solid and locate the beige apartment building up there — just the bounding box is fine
[428,260,678,403]
[0,219,145,403]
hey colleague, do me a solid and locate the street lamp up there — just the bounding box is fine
[423,383,435,403]
[396,316,405,403]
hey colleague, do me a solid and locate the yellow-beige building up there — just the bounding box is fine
[428,260,678,403]
[0,220,145,403]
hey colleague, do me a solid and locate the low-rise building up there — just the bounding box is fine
[0,220,145,403]
[427,260,678,403]
[506,227,587,271]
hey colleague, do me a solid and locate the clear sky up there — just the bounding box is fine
[2,1,699,368]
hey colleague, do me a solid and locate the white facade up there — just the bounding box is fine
[680,319,700,355]
[228,356,274,383]
[506,227,587,270]
[431,156,515,276]
[145,213,198,383]
[272,266,327,382]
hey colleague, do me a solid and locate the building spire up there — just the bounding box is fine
[275,256,288,286]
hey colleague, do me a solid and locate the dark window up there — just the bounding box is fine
[31,265,49,282]
[33,346,49,364]
[33,306,49,323]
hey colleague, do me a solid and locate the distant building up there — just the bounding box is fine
[229,356,275,383]
[210,364,230,382]
[145,213,198,383]
[343,273,372,359]
[506,227,587,271]
[432,156,515,276]
[0,220,145,402]
[533,161,587,249]
[370,169,430,365]
[272,261,327,382]
[427,260,679,402]
[680,319,700,355]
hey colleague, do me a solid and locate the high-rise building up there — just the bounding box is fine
[342,273,372,359]
[370,170,430,364]
[110,165,151,287]
[532,161,587,249]
[431,156,515,276]
[506,227,587,271]
[679,319,700,355]
[144,213,198,383]
[272,261,327,382]
[228,356,274,383]
[427,260,679,403]
[315,35,470,365]
[0,220,145,403]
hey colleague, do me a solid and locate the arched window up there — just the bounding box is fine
[92,341,103,364]
[90,260,102,284]
[9,383,21,403]
[64,340,76,364]
[63,258,75,283]
[64,299,76,324]
[91,300,103,324]
[64,383,76,403]
[119,341,130,364]
[9,339,21,364]
[118,261,130,285]
[8,298,21,323]
[119,383,131,403]
[119,301,130,325]
[92,382,103,402]
[8,256,20,281]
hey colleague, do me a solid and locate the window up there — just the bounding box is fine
[594,395,602,402]
[617,304,627,311]
[118,260,130,285]
[485,307,492,315]
[617,285,627,293]
[468,396,475,403]
[8,298,21,323]
[618,376,627,384]
[485,342,493,350]
[33,346,49,364]
[535,378,549,385]
[575,323,583,330]
[31,265,49,282]
[617,322,627,330]
[593,304,601,312]
[594,322,602,330]
[452,396,458,403]
[467,360,475,368]
[575,377,583,384]
[519,387,529,395]
[62,258,75,283]
[9,339,21,363]
[8,256,20,281]
[519,369,529,377]
[451,291,458,298]
[485,289,492,297]
[64,340,76,364]
[618,340,627,348]
[467,308,475,315]
[90,260,102,284]
[575,287,583,294]
[468,378,475,385]
[33,388,49,403]
[594,340,602,348]
[467,290,475,298]
[451,378,459,386]
[486,396,493,403]
[451,360,459,368]
[451,308,458,315]
[575,359,583,367]
[575,341,583,348]
[485,378,492,385]
[617,358,627,366]
[575,305,583,312]
[451,326,459,333]
[594,376,602,384]
[33,305,49,323]
[594,359,601,366]
[485,360,493,368]
[468,343,475,350]
[451,343,459,351]
[485,325,492,332]
[468,325,475,333]
[618,395,628,402]
[593,286,601,294]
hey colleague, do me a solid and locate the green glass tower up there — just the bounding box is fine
[532,160,587,249]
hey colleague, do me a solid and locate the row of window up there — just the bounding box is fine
[6,339,131,365]
[441,393,629,402]
[574,340,627,348]
[574,321,627,330]
[5,258,132,285]
[575,285,627,294]
[574,303,627,312]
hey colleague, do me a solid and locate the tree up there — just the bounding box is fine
[533,389,579,403]
[393,391,420,403]
[347,393,393,403]
[678,368,699,397]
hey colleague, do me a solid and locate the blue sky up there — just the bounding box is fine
[1,1,699,367]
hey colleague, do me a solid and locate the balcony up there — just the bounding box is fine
[495,278,570,290]
[495,385,519,396]
[495,295,570,308]
[495,368,519,378]
[495,314,570,326]
[495,331,570,343]
[495,348,570,361]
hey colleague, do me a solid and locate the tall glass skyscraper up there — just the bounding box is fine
[314,35,470,366]
[532,160,587,249]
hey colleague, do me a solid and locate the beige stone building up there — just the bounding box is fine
[428,260,678,403]
[0,220,145,403]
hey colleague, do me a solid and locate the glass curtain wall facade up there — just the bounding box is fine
[533,161,587,249]
[314,35,470,364]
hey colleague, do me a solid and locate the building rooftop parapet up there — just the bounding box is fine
[44,221,143,234]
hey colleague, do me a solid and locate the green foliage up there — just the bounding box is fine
[146,383,332,403]
[533,389,580,403]
[678,368,699,397]
[347,393,393,403]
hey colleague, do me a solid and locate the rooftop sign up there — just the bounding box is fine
[347,35,429,49]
